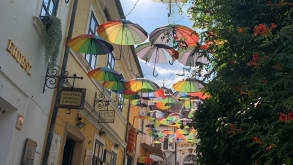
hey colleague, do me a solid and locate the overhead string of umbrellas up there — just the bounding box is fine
[66,12,210,143]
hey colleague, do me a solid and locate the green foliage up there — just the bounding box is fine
[41,16,62,67]
[186,0,293,164]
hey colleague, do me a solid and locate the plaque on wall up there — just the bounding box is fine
[56,87,86,109]
[21,138,37,165]
[97,110,115,123]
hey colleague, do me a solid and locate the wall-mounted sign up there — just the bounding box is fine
[7,40,32,76]
[16,113,24,131]
[97,110,115,123]
[56,88,86,109]
[127,128,137,152]
[21,138,37,165]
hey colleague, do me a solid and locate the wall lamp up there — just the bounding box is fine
[76,114,86,128]
[99,130,106,136]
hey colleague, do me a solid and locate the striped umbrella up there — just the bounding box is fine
[68,34,113,55]
[97,20,148,45]
[136,42,173,77]
[177,47,209,67]
[125,78,160,93]
[88,67,123,81]
[150,25,200,48]
[172,78,204,92]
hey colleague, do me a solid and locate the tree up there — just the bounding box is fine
[186,0,293,164]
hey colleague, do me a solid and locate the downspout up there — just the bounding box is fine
[41,0,79,164]
[123,99,131,165]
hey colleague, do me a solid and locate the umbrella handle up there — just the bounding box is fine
[169,60,174,65]
[153,66,159,77]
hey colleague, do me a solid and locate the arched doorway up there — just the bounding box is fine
[182,154,197,165]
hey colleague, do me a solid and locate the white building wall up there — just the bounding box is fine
[0,0,71,164]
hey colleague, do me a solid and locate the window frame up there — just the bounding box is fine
[117,94,124,111]
[111,151,117,165]
[40,0,59,16]
[92,139,104,165]
[106,52,115,70]
[85,11,100,69]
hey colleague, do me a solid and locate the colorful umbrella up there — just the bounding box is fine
[138,88,165,100]
[157,95,179,106]
[138,156,155,163]
[188,92,209,100]
[172,78,204,92]
[102,81,125,91]
[125,78,160,93]
[88,67,123,81]
[177,47,209,67]
[136,42,173,77]
[68,34,113,55]
[97,20,148,46]
[149,25,200,48]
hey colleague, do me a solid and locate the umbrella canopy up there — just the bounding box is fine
[172,78,204,92]
[177,47,209,66]
[157,95,179,106]
[136,42,173,64]
[125,78,160,93]
[101,81,125,91]
[174,91,209,100]
[68,34,113,55]
[138,88,165,100]
[97,20,148,45]
[136,42,174,77]
[149,25,200,48]
[137,157,155,163]
[88,67,123,81]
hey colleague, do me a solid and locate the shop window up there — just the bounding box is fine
[40,0,59,16]
[85,12,99,69]
[92,139,104,165]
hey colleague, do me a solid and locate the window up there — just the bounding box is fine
[106,52,115,70]
[40,0,59,16]
[163,137,168,150]
[111,152,117,165]
[104,8,111,21]
[85,12,99,69]
[92,139,104,165]
[118,94,124,111]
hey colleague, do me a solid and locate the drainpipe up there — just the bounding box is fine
[123,99,131,165]
[42,0,79,164]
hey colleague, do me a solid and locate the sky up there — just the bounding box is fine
[120,0,194,88]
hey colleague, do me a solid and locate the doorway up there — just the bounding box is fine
[62,137,76,165]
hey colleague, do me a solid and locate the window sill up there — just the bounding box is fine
[32,16,45,39]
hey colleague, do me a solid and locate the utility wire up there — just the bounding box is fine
[125,0,140,17]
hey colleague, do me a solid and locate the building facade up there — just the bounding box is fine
[0,0,72,164]
[41,0,144,165]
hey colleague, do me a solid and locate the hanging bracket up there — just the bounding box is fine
[42,65,83,93]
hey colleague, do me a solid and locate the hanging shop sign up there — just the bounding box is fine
[97,110,115,123]
[6,40,32,76]
[127,127,137,152]
[56,87,86,109]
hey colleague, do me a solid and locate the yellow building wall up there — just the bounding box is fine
[49,0,143,165]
